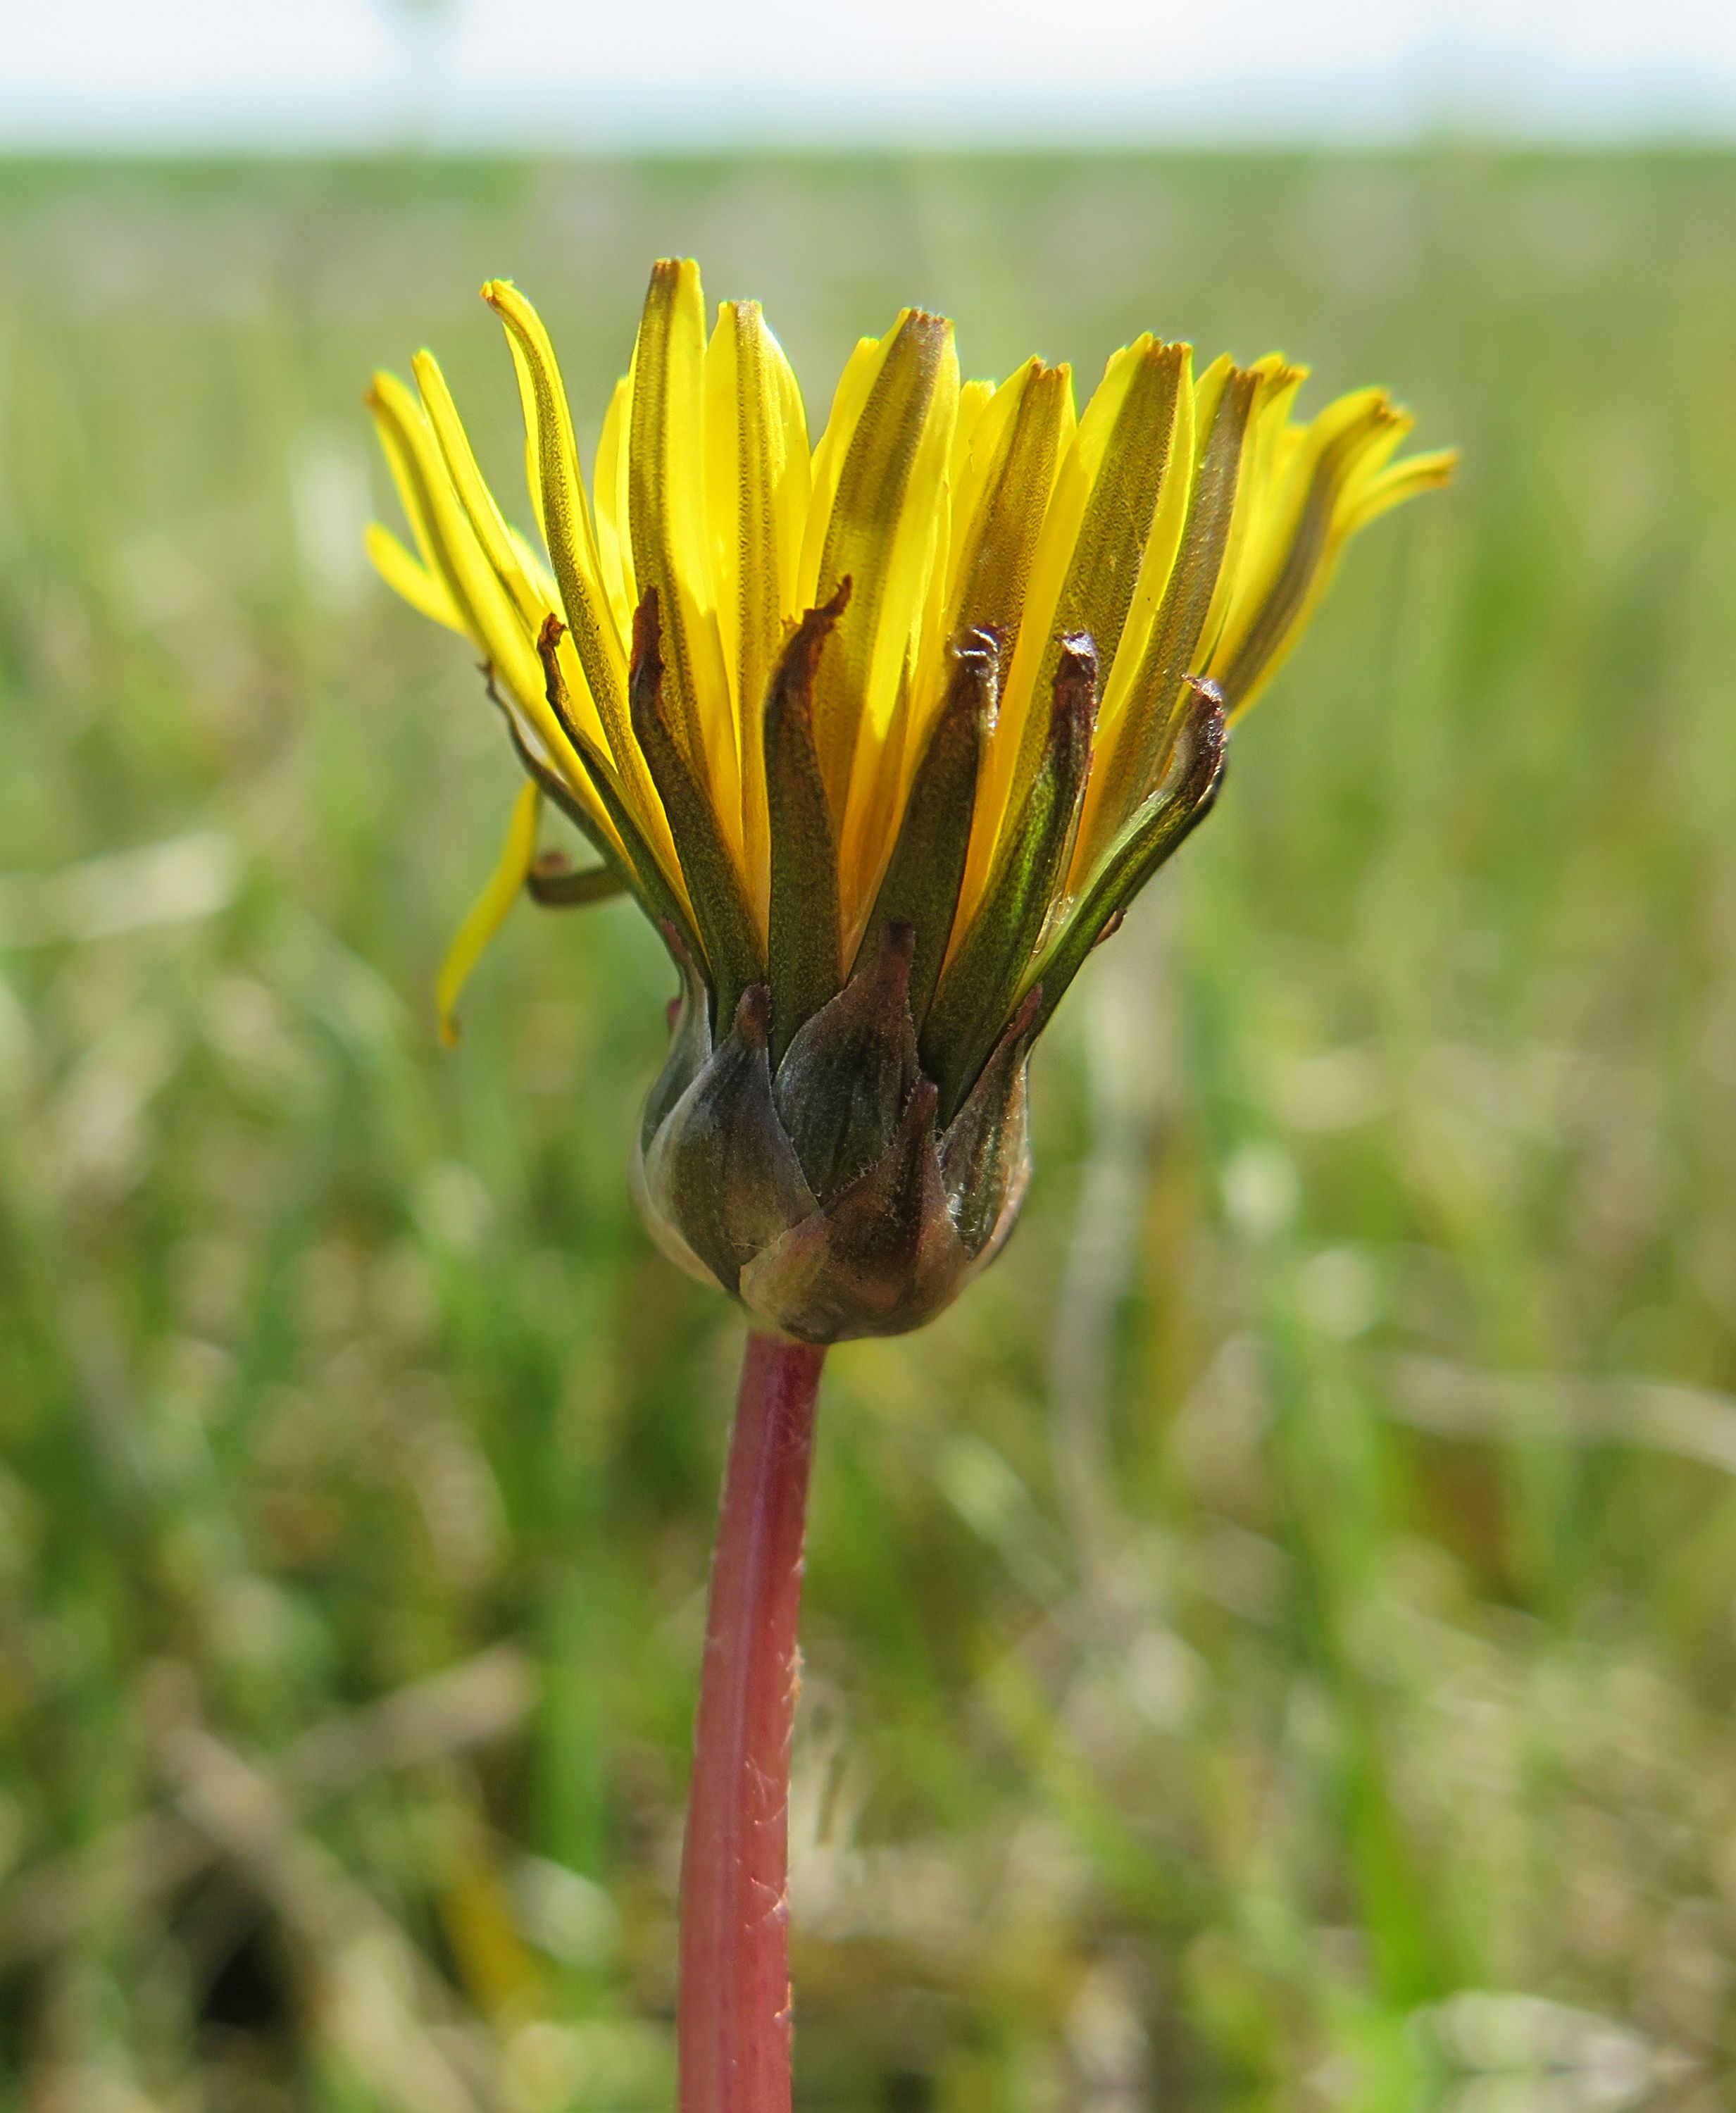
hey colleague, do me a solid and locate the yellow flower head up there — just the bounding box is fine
[367,258,1451,1340]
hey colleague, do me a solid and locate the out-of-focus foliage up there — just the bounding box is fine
[1,154,1734,2112]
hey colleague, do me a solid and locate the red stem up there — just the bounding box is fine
[678,1328,828,2113]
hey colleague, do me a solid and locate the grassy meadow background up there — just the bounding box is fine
[2,151,1736,2110]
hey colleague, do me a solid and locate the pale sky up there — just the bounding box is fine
[4,0,1736,147]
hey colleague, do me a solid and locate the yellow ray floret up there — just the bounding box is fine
[366,258,1453,1032]
[435,778,542,1047]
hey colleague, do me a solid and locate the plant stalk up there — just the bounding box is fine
[678,1328,827,2113]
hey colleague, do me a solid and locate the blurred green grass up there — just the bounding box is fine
[2,151,1735,2111]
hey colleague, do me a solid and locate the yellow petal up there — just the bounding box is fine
[1053,341,1191,677]
[1343,446,1458,535]
[594,374,637,637]
[369,374,626,858]
[947,377,997,518]
[365,521,464,632]
[1209,388,1419,713]
[1189,355,1311,677]
[482,280,688,895]
[799,309,959,894]
[799,332,889,604]
[436,779,540,1047]
[627,259,740,852]
[481,281,635,774]
[1068,357,1272,880]
[413,350,543,629]
[1094,350,1201,733]
[506,526,563,614]
[413,349,602,763]
[891,356,1075,912]
[770,335,811,590]
[366,370,548,723]
[946,356,1074,654]
[1223,385,1395,637]
[836,321,958,925]
[966,338,1187,924]
[902,369,1023,774]
[369,375,454,596]
[705,297,813,913]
